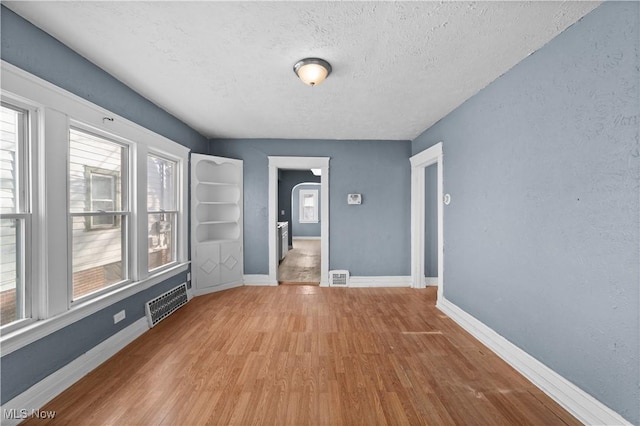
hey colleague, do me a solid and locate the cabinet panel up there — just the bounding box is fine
[219,242,242,285]
[194,243,220,289]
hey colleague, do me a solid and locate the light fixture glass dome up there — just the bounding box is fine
[293,58,332,86]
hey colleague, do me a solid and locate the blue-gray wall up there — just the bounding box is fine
[210,139,411,276]
[277,170,321,247]
[412,2,639,423]
[0,6,208,404]
[291,183,322,238]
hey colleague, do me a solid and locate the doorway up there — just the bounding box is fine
[268,157,330,286]
[278,181,321,284]
[410,143,443,300]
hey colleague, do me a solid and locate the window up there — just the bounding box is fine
[0,102,30,328]
[1,63,189,350]
[299,189,318,223]
[85,168,119,229]
[69,128,129,300]
[147,154,177,271]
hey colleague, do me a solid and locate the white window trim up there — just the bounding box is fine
[0,60,190,353]
[299,189,319,224]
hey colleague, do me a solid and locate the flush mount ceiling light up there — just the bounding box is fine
[293,58,332,86]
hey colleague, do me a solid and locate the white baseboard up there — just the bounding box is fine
[436,297,631,426]
[292,236,321,240]
[1,317,149,426]
[349,276,412,288]
[424,277,438,286]
[192,280,244,296]
[243,275,277,286]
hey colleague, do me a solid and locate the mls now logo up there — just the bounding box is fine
[4,409,56,420]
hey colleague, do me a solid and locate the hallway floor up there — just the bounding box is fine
[278,238,320,284]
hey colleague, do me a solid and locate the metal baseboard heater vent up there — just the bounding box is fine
[145,283,189,328]
[329,270,350,287]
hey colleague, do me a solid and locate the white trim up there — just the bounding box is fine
[191,280,243,296]
[292,236,321,241]
[424,277,438,286]
[410,142,444,301]
[436,297,632,426]
[0,318,149,426]
[348,276,412,288]
[0,263,188,356]
[243,275,277,286]
[268,156,330,286]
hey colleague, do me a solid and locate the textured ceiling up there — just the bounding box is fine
[5,1,600,141]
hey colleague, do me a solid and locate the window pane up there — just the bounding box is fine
[0,105,25,214]
[72,215,126,299]
[147,155,176,211]
[92,213,115,227]
[303,194,315,207]
[92,200,115,212]
[69,128,124,213]
[148,213,175,270]
[303,206,315,221]
[0,219,23,326]
[91,174,114,201]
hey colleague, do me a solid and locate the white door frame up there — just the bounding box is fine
[268,157,330,286]
[410,142,444,300]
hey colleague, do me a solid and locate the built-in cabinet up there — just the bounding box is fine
[191,154,243,294]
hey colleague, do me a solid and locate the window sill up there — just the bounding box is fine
[0,262,189,356]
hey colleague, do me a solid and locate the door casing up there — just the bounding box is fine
[410,142,444,300]
[268,156,330,286]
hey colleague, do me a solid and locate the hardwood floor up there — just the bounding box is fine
[278,239,320,284]
[23,286,579,425]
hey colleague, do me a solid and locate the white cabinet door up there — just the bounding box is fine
[191,154,243,294]
[194,243,220,289]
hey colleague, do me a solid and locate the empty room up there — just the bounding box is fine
[0,1,638,425]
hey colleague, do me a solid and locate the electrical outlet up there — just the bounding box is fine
[187,272,191,281]
[113,310,126,324]
[281,210,285,216]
